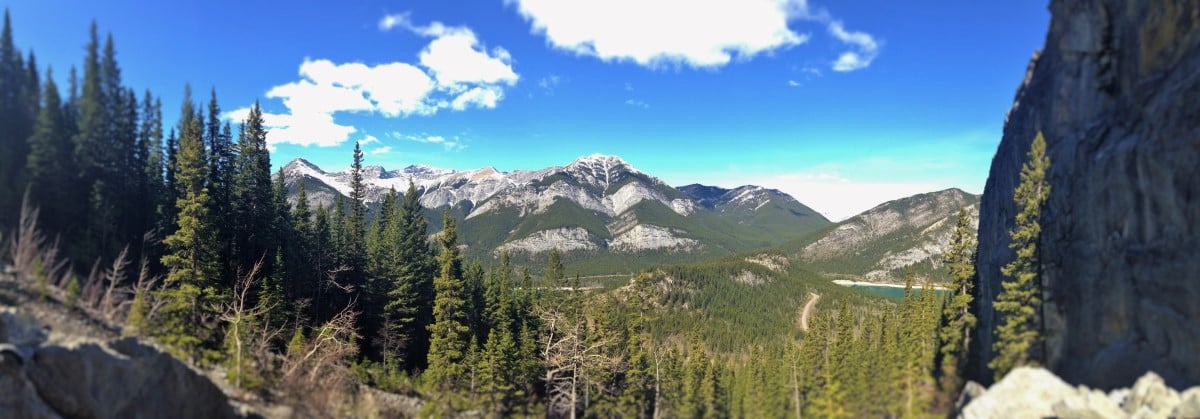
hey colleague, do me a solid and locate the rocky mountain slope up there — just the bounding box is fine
[784,188,979,283]
[972,0,1200,389]
[283,155,831,268]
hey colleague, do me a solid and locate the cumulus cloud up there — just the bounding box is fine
[507,0,813,68]
[227,15,518,147]
[828,20,880,72]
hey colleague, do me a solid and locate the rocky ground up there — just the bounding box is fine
[960,367,1200,418]
[0,278,241,418]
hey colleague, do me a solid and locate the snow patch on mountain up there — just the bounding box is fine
[565,154,640,190]
[606,181,669,215]
[467,180,609,219]
[670,199,697,216]
[609,225,701,253]
[498,227,600,255]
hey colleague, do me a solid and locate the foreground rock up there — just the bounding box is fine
[961,367,1200,418]
[0,307,237,419]
[972,0,1200,388]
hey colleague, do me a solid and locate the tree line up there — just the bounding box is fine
[0,9,1052,416]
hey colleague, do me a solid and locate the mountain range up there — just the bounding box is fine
[282,154,976,278]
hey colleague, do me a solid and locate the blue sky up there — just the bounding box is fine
[7,0,1048,220]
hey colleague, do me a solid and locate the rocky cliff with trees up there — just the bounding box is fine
[973,0,1200,389]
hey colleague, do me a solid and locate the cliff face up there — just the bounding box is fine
[973,0,1200,389]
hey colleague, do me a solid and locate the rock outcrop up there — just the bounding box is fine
[961,367,1200,419]
[973,0,1200,388]
[0,307,237,419]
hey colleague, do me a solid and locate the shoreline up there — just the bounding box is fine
[833,279,950,291]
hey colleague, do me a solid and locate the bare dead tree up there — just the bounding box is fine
[540,306,620,419]
[215,261,279,390]
[278,298,362,415]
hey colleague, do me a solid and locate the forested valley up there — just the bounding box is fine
[0,12,1034,418]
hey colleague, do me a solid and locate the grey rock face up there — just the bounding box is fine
[0,309,237,419]
[972,0,1200,388]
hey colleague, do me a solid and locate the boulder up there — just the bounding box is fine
[1124,372,1180,418]
[0,307,237,418]
[1173,388,1200,418]
[960,367,1075,418]
[962,368,1200,418]
[1050,386,1124,419]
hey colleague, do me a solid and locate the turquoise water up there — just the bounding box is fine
[849,284,951,300]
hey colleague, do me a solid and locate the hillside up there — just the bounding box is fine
[283,154,832,273]
[782,188,979,283]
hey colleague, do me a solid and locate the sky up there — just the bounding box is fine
[7,0,1049,221]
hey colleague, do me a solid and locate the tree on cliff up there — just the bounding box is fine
[937,208,977,404]
[990,132,1051,381]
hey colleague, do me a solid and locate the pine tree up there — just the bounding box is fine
[73,22,111,261]
[205,89,235,285]
[158,88,220,362]
[0,10,36,227]
[231,101,275,276]
[25,69,73,232]
[397,181,435,369]
[138,91,165,241]
[162,127,179,235]
[546,248,565,285]
[425,210,471,391]
[618,274,654,418]
[938,208,978,403]
[991,132,1052,381]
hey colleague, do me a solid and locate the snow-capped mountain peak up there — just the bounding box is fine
[564,154,642,190]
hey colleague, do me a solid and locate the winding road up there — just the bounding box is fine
[799,292,820,332]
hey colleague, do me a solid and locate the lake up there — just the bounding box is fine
[847,284,952,300]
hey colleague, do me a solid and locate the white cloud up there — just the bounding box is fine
[369,146,392,155]
[420,32,519,88]
[391,132,467,151]
[227,16,518,148]
[451,86,504,110]
[507,0,813,68]
[538,75,562,93]
[360,135,380,145]
[787,80,801,87]
[624,99,650,109]
[828,20,880,72]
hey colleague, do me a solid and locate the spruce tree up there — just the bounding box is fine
[231,102,275,276]
[25,69,72,232]
[991,132,1051,380]
[546,248,565,285]
[0,10,36,227]
[938,208,977,402]
[158,89,220,362]
[205,89,235,285]
[397,181,435,369]
[73,22,110,261]
[138,91,165,240]
[425,210,471,391]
